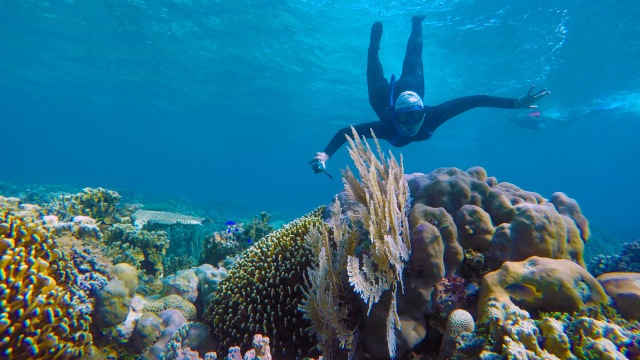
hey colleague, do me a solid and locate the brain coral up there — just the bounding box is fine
[0,197,93,359]
[144,294,197,321]
[204,207,325,359]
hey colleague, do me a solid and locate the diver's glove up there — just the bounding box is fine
[516,85,550,109]
[310,152,333,179]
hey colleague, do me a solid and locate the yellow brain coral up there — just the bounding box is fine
[204,207,325,359]
[0,197,92,359]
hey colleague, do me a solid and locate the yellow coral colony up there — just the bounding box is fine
[0,198,92,359]
[342,127,411,358]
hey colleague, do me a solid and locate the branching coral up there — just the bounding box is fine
[341,127,411,359]
[0,197,93,359]
[51,187,121,223]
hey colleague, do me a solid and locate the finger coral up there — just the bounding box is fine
[0,196,93,359]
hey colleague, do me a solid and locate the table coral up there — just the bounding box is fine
[204,207,325,359]
[132,210,204,229]
[0,196,93,359]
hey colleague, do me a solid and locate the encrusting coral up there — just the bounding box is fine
[0,196,93,359]
[204,207,325,359]
[478,256,609,322]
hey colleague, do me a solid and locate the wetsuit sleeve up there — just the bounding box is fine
[322,122,389,157]
[427,95,518,130]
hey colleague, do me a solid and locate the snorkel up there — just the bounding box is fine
[388,75,425,136]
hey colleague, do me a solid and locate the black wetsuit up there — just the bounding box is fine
[322,18,519,158]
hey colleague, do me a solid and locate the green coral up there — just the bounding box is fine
[204,207,325,359]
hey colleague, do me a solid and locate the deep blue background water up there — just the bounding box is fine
[1,0,639,244]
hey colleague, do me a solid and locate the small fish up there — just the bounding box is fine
[465,283,479,294]
[235,228,240,232]
[226,228,231,234]
[247,239,253,244]
[505,283,543,302]
[225,221,237,226]
[201,219,214,226]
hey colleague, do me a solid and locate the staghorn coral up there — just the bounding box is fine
[0,196,93,359]
[299,197,360,359]
[144,294,197,321]
[204,207,325,359]
[51,187,121,223]
[341,127,411,359]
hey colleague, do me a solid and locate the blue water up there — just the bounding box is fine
[1,0,639,243]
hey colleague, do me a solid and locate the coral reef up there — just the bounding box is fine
[132,210,205,229]
[199,211,276,267]
[597,272,640,321]
[105,223,170,277]
[144,294,197,321]
[195,264,227,308]
[204,207,325,359]
[0,196,93,359]
[438,309,475,360]
[471,300,640,360]
[95,279,132,328]
[478,256,608,321]
[590,240,640,277]
[51,187,121,223]
[162,269,199,303]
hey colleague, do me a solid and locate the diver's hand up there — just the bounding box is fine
[516,85,550,109]
[310,152,332,178]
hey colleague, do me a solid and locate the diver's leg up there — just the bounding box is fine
[398,15,425,98]
[367,22,389,117]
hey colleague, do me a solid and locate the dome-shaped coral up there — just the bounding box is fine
[204,207,325,359]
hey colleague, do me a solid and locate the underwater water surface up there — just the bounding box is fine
[1,0,639,244]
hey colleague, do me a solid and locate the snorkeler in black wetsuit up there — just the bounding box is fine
[310,15,550,176]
